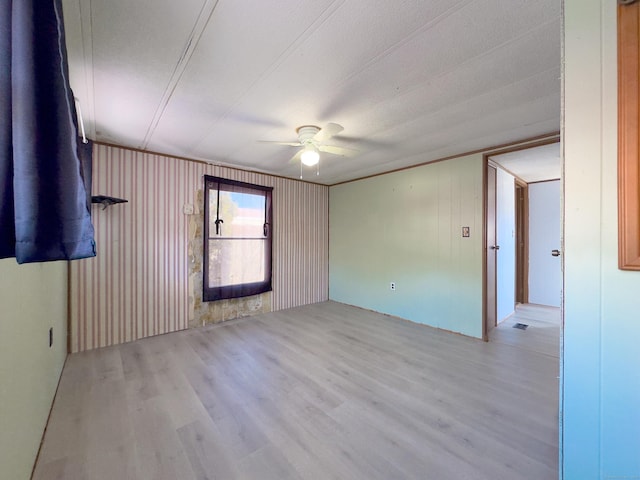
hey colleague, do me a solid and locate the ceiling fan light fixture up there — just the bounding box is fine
[301,146,320,166]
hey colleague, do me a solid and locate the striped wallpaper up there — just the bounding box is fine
[69,144,329,352]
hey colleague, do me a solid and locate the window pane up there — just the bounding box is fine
[208,189,265,238]
[203,175,272,302]
[208,239,266,287]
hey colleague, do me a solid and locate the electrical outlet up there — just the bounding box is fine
[49,327,53,348]
[390,282,396,291]
[183,203,194,215]
[462,226,470,237]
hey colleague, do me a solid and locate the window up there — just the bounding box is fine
[203,175,273,301]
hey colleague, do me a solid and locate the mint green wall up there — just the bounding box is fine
[563,0,640,478]
[329,154,484,338]
[0,259,68,480]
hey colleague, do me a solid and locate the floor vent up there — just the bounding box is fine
[513,323,529,330]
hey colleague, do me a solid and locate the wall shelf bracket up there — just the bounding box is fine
[91,195,128,210]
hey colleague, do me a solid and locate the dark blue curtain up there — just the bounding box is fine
[0,0,95,263]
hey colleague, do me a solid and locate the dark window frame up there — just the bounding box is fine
[203,175,273,302]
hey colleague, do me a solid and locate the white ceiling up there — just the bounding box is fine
[490,142,561,183]
[62,0,561,185]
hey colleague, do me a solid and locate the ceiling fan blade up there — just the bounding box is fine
[313,123,343,143]
[258,141,302,147]
[335,136,393,149]
[318,144,358,157]
[288,149,303,164]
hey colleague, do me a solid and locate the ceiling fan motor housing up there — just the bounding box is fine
[296,125,321,145]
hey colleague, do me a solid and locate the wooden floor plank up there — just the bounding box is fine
[33,301,558,480]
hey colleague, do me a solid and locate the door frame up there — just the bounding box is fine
[515,179,529,304]
[482,137,560,341]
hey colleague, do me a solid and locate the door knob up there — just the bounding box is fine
[490,245,500,250]
[551,249,561,257]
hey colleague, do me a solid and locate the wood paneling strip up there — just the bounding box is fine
[618,0,640,270]
[69,145,329,352]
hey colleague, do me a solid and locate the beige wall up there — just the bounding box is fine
[329,154,485,338]
[70,144,329,352]
[0,259,68,480]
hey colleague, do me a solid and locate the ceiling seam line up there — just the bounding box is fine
[365,100,560,161]
[335,0,478,87]
[372,115,560,169]
[186,0,347,156]
[335,16,562,122]
[345,67,561,141]
[141,0,220,150]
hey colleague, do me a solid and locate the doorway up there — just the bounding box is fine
[483,139,561,338]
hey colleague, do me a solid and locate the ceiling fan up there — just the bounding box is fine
[261,123,357,171]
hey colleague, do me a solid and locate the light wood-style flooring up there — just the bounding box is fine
[492,303,560,358]
[33,301,559,480]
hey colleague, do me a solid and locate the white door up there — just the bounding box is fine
[486,165,497,338]
[495,168,516,322]
[528,180,561,307]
